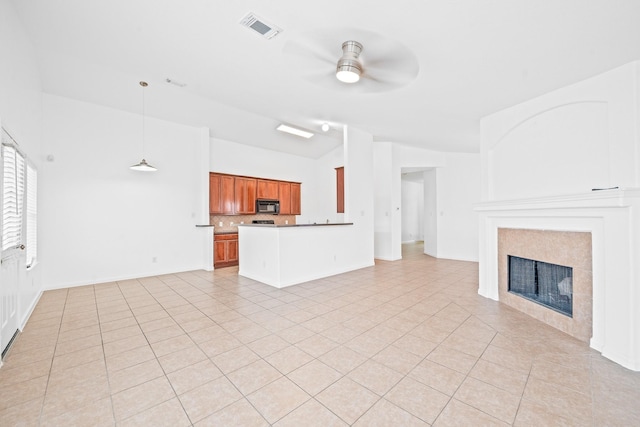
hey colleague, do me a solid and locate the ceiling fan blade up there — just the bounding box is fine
[282,39,336,66]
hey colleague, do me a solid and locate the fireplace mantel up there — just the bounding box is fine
[475,188,640,371]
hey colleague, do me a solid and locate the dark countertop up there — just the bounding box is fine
[214,231,239,235]
[238,223,353,228]
[195,224,215,227]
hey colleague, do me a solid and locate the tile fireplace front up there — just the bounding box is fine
[498,228,592,343]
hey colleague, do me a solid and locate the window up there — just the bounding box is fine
[1,128,36,269]
[2,141,25,252]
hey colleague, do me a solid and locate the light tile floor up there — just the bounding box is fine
[1,243,639,426]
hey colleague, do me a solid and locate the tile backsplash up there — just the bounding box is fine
[210,214,296,233]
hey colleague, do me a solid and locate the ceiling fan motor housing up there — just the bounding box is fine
[336,41,363,82]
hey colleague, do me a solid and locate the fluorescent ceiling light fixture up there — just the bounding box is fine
[276,124,314,139]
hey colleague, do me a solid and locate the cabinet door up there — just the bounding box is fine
[278,182,291,215]
[235,177,257,214]
[335,167,344,213]
[228,240,238,262]
[290,183,301,215]
[209,174,222,214]
[219,175,235,214]
[214,240,228,263]
[257,180,279,200]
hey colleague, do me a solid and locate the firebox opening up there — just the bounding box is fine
[508,255,573,317]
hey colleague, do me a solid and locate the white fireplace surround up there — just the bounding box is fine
[476,188,640,371]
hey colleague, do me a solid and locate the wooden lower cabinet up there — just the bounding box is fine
[214,233,238,268]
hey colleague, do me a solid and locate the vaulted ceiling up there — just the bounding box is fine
[11,0,640,158]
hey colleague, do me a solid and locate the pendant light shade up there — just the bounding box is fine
[130,81,157,172]
[130,158,157,171]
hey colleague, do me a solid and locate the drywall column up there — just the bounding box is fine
[343,125,375,267]
[199,127,214,271]
[423,169,438,257]
[373,142,395,260]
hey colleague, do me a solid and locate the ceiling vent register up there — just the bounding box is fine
[239,13,282,40]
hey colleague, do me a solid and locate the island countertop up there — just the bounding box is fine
[237,222,353,228]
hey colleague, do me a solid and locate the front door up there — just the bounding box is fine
[1,128,26,358]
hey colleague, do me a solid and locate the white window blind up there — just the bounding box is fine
[2,139,25,252]
[26,163,37,268]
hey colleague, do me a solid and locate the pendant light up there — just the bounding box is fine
[130,81,157,172]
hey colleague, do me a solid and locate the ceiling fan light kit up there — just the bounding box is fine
[336,40,363,83]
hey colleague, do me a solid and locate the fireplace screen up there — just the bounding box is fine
[508,255,573,317]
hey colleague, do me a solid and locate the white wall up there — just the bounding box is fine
[344,126,375,267]
[373,142,394,260]
[481,61,640,201]
[0,0,44,327]
[423,169,438,256]
[435,153,481,261]
[401,178,424,243]
[307,144,345,225]
[41,94,210,289]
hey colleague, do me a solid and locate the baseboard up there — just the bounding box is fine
[19,289,44,330]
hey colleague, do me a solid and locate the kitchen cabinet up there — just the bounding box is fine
[209,172,300,215]
[290,183,301,215]
[278,182,291,214]
[214,233,238,268]
[336,167,344,213]
[235,177,257,214]
[210,173,235,214]
[257,180,279,200]
[209,174,221,214]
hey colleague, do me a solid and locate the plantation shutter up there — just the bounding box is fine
[2,135,26,252]
[26,162,37,267]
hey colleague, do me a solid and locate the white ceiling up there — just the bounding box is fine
[11,0,640,158]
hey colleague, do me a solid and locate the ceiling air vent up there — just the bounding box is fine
[239,13,282,40]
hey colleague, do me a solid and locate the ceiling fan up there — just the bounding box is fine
[282,28,420,93]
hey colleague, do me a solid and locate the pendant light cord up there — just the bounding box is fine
[140,81,148,158]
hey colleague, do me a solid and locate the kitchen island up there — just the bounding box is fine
[238,222,372,288]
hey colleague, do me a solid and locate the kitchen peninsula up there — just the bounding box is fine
[238,222,357,288]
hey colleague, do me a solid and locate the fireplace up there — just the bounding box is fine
[475,189,640,371]
[497,228,591,342]
[508,256,573,317]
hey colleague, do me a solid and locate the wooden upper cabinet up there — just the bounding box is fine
[278,182,291,215]
[235,177,257,214]
[209,174,222,214]
[290,182,301,215]
[220,175,235,214]
[257,180,279,200]
[336,167,345,213]
[210,172,300,216]
[210,173,235,214]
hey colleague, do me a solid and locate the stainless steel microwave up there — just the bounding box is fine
[256,199,280,214]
